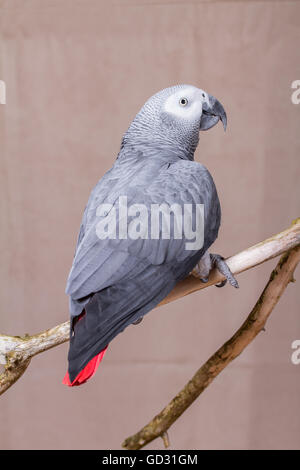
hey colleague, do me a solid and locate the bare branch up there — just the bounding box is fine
[0,218,299,397]
[122,246,300,450]
[0,322,69,395]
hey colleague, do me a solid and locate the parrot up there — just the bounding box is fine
[63,84,238,387]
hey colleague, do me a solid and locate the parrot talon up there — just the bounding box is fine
[210,254,239,289]
[133,317,143,325]
[215,279,227,288]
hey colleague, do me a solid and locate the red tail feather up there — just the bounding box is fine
[63,309,108,386]
[62,346,108,387]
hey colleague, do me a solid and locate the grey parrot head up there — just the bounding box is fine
[123,84,227,158]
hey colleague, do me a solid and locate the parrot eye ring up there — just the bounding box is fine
[179,97,188,106]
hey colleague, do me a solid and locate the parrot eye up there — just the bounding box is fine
[179,97,188,106]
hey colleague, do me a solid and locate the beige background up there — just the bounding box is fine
[0,0,299,450]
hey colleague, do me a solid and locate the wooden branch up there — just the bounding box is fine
[0,322,69,395]
[122,245,300,450]
[0,218,299,397]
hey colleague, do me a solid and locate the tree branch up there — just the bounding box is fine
[0,218,299,397]
[0,322,69,395]
[122,245,300,450]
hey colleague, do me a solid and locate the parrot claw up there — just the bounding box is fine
[133,317,143,325]
[210,254,239,289]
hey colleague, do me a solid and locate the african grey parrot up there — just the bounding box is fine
[63,84,238,386]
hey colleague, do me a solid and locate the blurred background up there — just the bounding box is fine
[0,0,299,450]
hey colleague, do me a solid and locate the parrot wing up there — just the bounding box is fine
[66,155,220,302]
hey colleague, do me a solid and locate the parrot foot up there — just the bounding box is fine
[210,254,239,289]
[133,317,143,325]
[192,252,239,288]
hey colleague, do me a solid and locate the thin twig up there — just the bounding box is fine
[161,431,170,449]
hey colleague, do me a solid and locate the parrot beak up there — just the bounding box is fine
[200,95,227,132]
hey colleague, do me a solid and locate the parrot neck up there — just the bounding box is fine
[120,137,196,161]
[122,120,198,161]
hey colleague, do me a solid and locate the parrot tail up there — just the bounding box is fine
[62,309,108,387]
[62,346,108,386]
